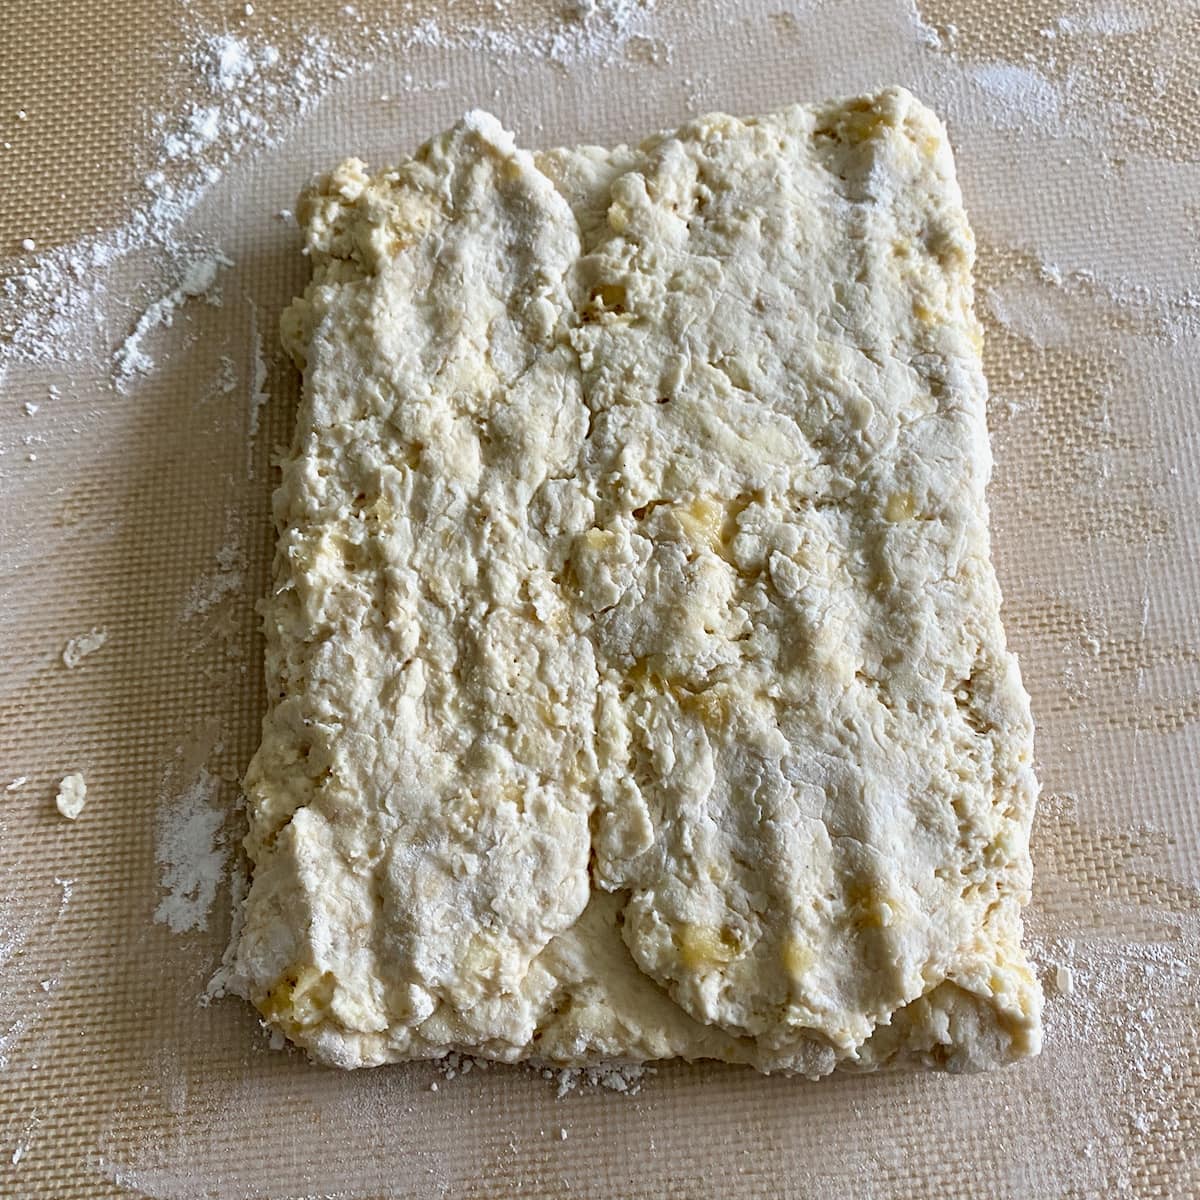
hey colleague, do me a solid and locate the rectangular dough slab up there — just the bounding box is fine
[234,90,1042,1075]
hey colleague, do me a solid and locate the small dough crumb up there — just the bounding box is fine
[1054,964,1075,995]
[55,773,88,820]
[62,628,108,668]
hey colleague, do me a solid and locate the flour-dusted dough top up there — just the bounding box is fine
[235,90,1042,1074]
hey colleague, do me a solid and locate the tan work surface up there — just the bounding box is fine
[1,1,1197,1197]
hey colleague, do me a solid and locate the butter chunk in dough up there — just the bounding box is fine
[235,91,1042,1075]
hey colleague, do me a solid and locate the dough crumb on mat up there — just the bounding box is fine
[61,628,108,669]
[54,773,87,820]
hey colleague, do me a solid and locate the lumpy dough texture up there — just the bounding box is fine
[235,90,1043,1075]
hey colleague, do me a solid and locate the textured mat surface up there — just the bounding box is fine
[0,1,1197,1196]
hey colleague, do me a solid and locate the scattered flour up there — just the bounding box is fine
[1,240,115,373]
[1016,254,1200,348]
[205,33,277,93]
[8,1116,36,1169]
[402,0,660,68]
[985,282,1074,349]
[113,253,231,390]
[0,33,294,382]
[0,1014,37,1072]
[907,1,947,51]
[1056,7,1149,37]
[246,307,271,478]
[962,62,1062,129]
[1077,273,1200,347]
[199,354,241,403]
[54,773,88,820]
[62,627,108,668]
[248,315,268,437]
[182,536,246,619]
[0,0,664,386]
[1027,925,1197,1189]
[154,767,227,934]
[5,776,27,792]
[202,858,249,1005]
[159,34,282,162]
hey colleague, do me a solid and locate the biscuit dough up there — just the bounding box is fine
[235,90,1042,1074]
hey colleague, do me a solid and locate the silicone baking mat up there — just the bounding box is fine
[1,1,1197,1195]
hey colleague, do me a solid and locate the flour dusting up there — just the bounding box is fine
[985,281,1073,349]
[248,312,269,439]
[403,0,660,68]
[182,536,246,619]
[0,1014,37,1072]
[113,253,231,390]
[964,62,1061,128]
[202,858,249,1005]
[154,767,227,934]
[1,0,664,386]
[1,0,1198,1193]
[1027,923,1197,1188]
[1056,6,1149,37]
[53,876,74,917]
[246,306,271,478]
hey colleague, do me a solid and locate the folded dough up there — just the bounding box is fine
[235,89,1042,1075]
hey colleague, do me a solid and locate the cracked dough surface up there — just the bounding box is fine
[235,89,1042,1074]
